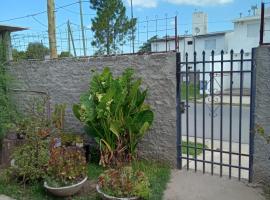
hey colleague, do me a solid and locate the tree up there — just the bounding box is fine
[138,35,158,53]
[26,42,49,60]
[59,51,72,58]
[12,49,27,61]
[90,0,136,55]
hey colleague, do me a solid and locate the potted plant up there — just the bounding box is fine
[97,166,151,200]
[44,146,87,197]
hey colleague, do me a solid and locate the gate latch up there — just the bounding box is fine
[180,101,185,114]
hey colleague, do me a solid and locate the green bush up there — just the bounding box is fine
[26,42,49,60]
[0,43,17,139]
[98,166,151,199]
[10,134,49,184]
[73,68,154,167]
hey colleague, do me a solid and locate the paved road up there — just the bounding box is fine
[180,102,250,144]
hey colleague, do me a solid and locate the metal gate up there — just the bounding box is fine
[176,49,256,182]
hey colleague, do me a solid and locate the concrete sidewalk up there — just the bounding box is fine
[164,170,265,200]
[197,95,250,105]
[0,195,15,200]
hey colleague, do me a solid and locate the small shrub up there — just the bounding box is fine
[98,166,151,199]
[10,135,49,184]
[46,146,87,187]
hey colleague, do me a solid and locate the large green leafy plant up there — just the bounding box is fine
[73,68,154,167]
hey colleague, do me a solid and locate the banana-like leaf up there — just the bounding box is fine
[72,104,81,120]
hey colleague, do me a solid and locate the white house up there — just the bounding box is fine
[151,7,270,95]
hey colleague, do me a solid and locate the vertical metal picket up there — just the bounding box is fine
[176,49,255,182]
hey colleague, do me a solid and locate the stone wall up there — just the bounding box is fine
[7,52,177,167]
[253,46,270,183]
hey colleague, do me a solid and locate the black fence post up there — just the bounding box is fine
[259,2,265,46]
[176,52,182,169]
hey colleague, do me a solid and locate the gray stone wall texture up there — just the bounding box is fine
[7,52,177,167]
[253,46,270,184]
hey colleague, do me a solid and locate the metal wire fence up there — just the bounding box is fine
[11,15,178,58]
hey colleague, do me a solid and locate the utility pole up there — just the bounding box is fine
[47,0,58,58]
[67,20,77,57]
[131,0,134,53]
[79,0,87,56]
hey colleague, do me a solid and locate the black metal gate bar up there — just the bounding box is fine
[185,53,190,170]
[238,50,244,180]
[220,50,224,177]
[194,52,198,172]
[229,50,234,178]
[176,49,255,182]
[202,51,206,174]
[211,51,215,175]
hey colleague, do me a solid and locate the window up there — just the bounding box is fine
[187,41,193,45]
[247,23,259,38]
[205,39,216,50]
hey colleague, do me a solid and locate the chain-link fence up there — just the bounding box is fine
[11,15,178,58]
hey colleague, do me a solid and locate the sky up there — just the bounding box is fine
[0,0,263,54]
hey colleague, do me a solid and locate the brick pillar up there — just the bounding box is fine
[253,46,270,183]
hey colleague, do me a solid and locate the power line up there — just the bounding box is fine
[55,2,95,16]
[31,16,47,28]
[0,1,84,23]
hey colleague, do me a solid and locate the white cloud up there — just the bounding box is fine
[126,0,158,8]
[166,0,233,6]
[126,0,233,8]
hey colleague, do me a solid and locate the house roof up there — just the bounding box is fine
[152,30,232,43]
[0,24,28,32]
[232,14,270,23]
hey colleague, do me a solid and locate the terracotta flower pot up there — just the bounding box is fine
[96,184,139,200]
[44,177,87,197]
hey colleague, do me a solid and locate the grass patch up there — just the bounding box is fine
[181,83,203,100]
[132,160,171,200]
[0,160,170,200]
[181,141,207,157]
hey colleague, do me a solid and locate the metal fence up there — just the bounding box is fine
[11,15,178,57]
[176,49,255,182]
[260,1,270,45]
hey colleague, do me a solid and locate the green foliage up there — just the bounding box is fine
[10,134,50,185]
[181,141,208,157]
[0,161,170,200]
[138,36,158,53]
[256,124,270,144]
[25,42,49,60]
[181,83,203,100]
[90,0,136,55]
[60,133,83,147]
[8,98,51,184]
[46,146,87,187]
[0,42,17,139]
[12,49,27,61]
[98,166,151,199]
[52,103,66,130]
[59,51,72,58]
[73,68,154,167]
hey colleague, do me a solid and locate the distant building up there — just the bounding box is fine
[151,7,270,94]
[151,7,270,57]
[0,24,27,61]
